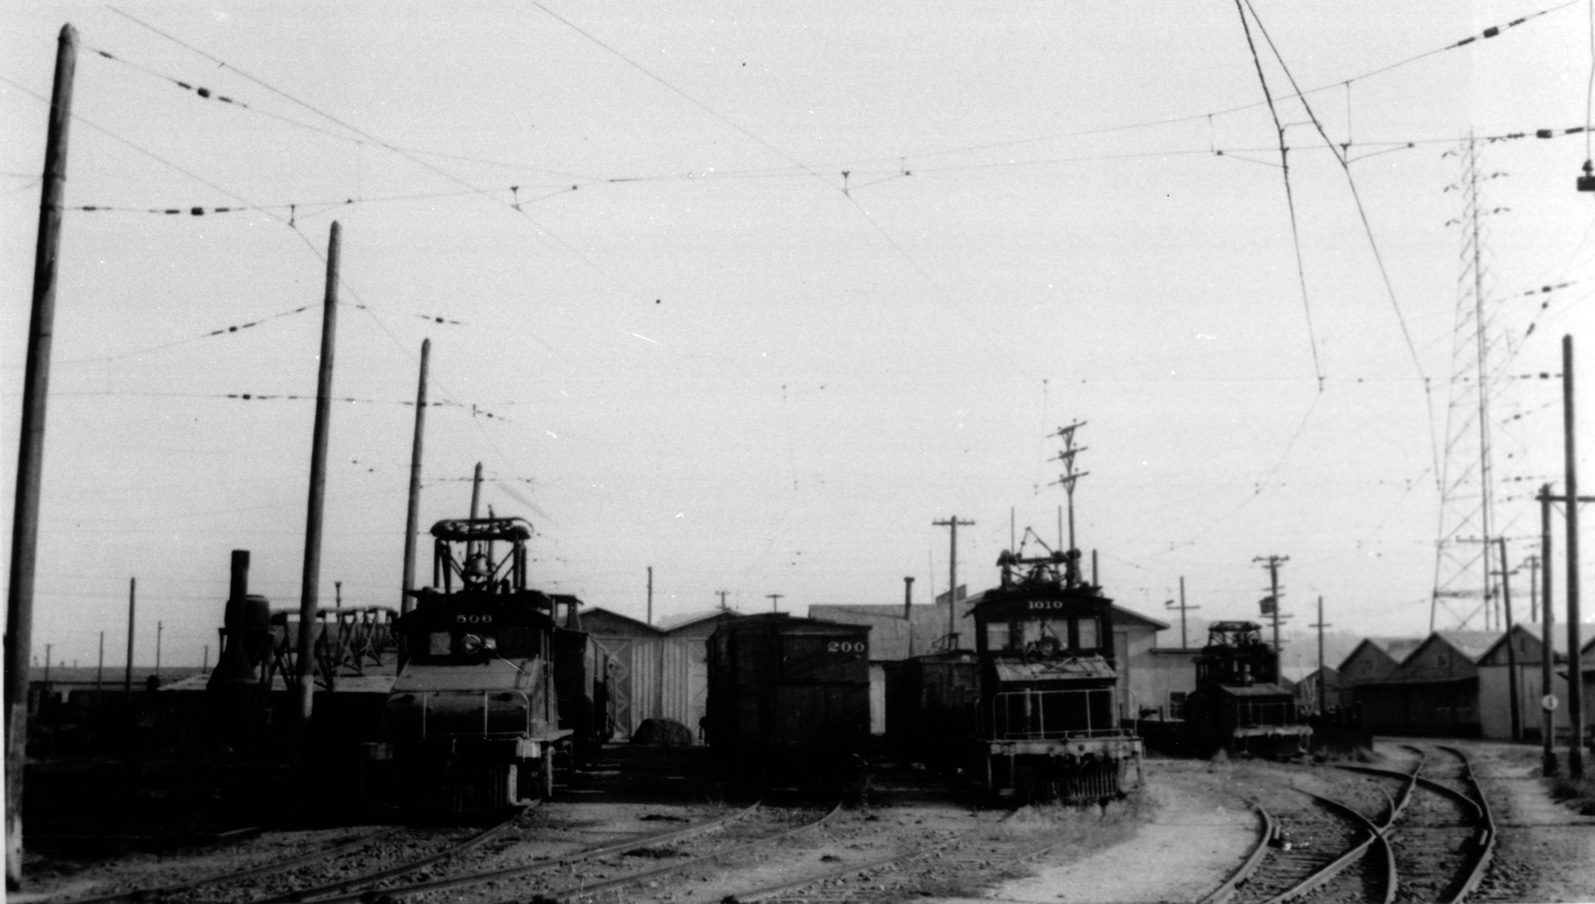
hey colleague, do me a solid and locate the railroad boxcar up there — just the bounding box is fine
[704,613,871,779]
[1180,621,1312,758]
[379,517,614,814]
[883,651,978,773]
[961,546,1143,802]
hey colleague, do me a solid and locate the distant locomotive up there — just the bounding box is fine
[889,543,1143,803]
[704,613,871,780]
[1180,620,1311,757]
[380,517,614,813]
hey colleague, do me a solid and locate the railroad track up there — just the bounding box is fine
[280,799,774,904]
[1207,780,1386,904]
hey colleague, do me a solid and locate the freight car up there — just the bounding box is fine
[378,517,614,814]
[703,613,871,781]
[889,544,1143,803]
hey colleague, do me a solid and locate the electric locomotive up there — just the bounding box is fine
[968,544,1142,802]
[1180,620,1311,757]
[380,517,613,814]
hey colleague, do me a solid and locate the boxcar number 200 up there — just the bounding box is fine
[827,641,865,654]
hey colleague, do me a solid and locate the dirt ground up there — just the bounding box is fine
[13,739,1595,903]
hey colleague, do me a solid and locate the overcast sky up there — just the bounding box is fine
[4,1,1593,669]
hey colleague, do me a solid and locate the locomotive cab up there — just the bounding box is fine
[1185,620,1311,758]
[378,517,607,814]
[969,546,1143,802]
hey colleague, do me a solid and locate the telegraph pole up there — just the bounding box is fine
[1310,596,1330,714]
[401,338,429,615]
[716,590,729,612]
[1540,483,1557,775]
[933,516,974,647]
[767,593,783,613]
[6,24,76,891]
[1497,537,1521,741]
[904,576,916,657]
[647,566,654,626]
[296,221,340,727]
[1563,334,1583,779]
[1164,576,1198,649]
[1254,555,1289,651]
[1050,422,1088,552]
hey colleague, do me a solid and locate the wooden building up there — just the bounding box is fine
[1476,621,1595,741]
[582,608,741,741]
[1352,631,1501,737]
[1336,636,1423,709]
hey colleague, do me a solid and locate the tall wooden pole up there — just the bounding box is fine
[934,516,973,647]
[1540,483,1558,775]
[296,221,340,726]
[647,566,654,626]
[1563,334,1584,779]
[401,339,429,615]
[1499,537,1521,741]
[5,24,76,891]
[124,578,135,698]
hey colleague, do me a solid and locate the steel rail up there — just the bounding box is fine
[42,832,380,904]
[1436,745,1496,904]
[1257,788,1387,904]
[203,806,532,904]
[277,799,763,904]
[1195,796,1278,904]
[495,799,846,903]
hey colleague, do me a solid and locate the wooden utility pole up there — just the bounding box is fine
[470,462,484,518]
[647,566,654,626]
[767,593,783,612]
[716,590,729,611]
[1540,483,1558,775]
[904,576,916,657]
[1563,334,1584,779]
[1498,537,1521,741]
[155,621,163,679]
[401,339,429,614]
[124,578,135,699]
[1165,576,1198,649]
[1254,555,1289,651]
[933,516,974,647]
[1310,596,1330,715]
[5,24,76,891]
[296,221,340,726]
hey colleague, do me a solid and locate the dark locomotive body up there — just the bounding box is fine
[1139,621,1312,758]
[379,518,614,813]
[889,548,1143,802]
[704,613,871,780]
[1181,621,1311,758]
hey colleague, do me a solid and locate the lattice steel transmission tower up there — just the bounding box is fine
[1431,136,1505,632]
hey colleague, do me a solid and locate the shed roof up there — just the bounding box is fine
[1336,636,1424,672]
[1432,630,1505,663]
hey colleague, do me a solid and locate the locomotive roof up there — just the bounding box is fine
[989,656,1116,683]
[429,517,534,541]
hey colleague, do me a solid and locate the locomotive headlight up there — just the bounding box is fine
[459,633,486,655]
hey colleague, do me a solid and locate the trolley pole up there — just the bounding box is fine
[1563,334,1584,780]
[5,24,76,891]
[934,516,974,648]
[296,221,340,727]
[401,339,429,615]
